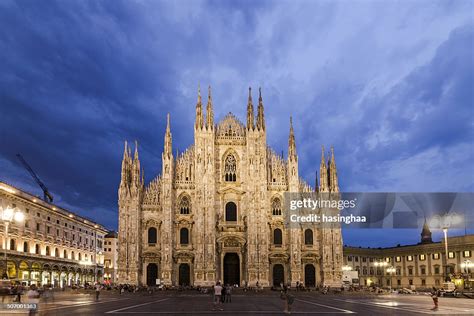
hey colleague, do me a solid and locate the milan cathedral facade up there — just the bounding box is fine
[117,87,343,287]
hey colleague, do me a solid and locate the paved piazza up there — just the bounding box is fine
[2,290,473,315]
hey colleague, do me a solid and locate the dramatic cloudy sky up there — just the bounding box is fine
[0,0,472,246]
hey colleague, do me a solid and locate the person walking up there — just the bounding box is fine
[95,283,101,301]
[430,287,440,310]
[212,282,223,311]
[280,285,294,314]
[25,284,40,316]
[225,284,232,303]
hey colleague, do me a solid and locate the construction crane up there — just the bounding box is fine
[16,154,53,202]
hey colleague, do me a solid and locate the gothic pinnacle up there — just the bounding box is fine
[288,116,296,160]
[164,113,172,158]
[195,84,203,129]
[247,86,254,130]
[206,85,214,129]
[256,87,265,130]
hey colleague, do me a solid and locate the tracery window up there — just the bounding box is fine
[272,198,282,216]
[224,154,237,182]
[179,196,191,215]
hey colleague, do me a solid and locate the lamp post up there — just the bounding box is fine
[443,227,450,282]
[430,213,461,282]
[1,205,25,279]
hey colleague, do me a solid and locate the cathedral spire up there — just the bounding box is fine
[206,85,214,130]
[195,84,203,129]
[164,113,173,159]
[288,116,297,161]
[319,146,329,192]
[329,146,339,192]
[131,140,141,185]
[247,87,254,130]
[256,87,265,131]
[120,140,130,187]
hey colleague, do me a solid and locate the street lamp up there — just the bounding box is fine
[430,213,461,282]
[1,205,25,279]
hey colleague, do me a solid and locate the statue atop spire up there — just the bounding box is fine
[247,87,254,130]
[288,116,297,161]
[256,87,265,130]
[195,84,203,129]
[206,85,214,129]
[164,113,173,159]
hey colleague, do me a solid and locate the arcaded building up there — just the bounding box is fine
[117,87,343,287]
[0,181,107,287]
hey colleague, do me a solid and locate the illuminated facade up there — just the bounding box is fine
[343,227,474,289]
[118,87,343,287]
[0,181,107,287]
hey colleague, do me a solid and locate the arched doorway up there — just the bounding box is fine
[273,264,284,287]
[146,263,158,286]
[224,253,240,286]
[305,264,316,287]
[179,263,190,286]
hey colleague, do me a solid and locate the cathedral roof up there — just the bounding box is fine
[216,112,246,138]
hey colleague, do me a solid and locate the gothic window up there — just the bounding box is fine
[71,251,75,260]
[46,246,50,256]
[148,227,157,244]
[272,198,282,216]
[179,196,191,214]
[55,248,59,257]
[225,202,237,221]
[273,228,282,246]
[304,229,313,245]
[180,228,189,245]
[35,244,40,254]
[224,154,237,182]
[64,249,67,258]
[78,253,82,260]
[23,241,28,252]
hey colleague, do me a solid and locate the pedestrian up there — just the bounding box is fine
[430,287,439,310]
[280,285,294,314]
[221,283,226,303]
[225,284,232,303]
[25,284,40,316]
[95,283,101,301]
[212,282,223,311]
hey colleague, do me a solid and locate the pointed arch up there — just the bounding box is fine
[178,194,191,215]
[271,196,282,216]
[222,149,239,182]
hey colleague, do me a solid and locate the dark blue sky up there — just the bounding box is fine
[1,0,473,247]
